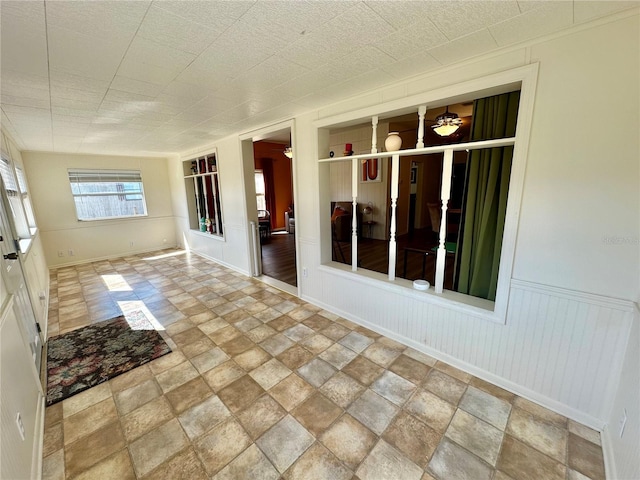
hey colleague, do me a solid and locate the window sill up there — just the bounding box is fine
[190,229,225,241]
[77,214,148,222]
[318,262,504,324]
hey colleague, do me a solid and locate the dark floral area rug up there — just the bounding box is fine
[46,311,171,406]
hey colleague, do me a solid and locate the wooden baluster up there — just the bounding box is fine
[388,154,400,280]
[416,105,427,148]
[352,158,358,272]
[434,149,453,293]
[371,115,378,153]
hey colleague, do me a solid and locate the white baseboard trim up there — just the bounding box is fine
[601,425,617,480]
[192,251,252,277]
[301,293,605,431]
[46,244,179,269]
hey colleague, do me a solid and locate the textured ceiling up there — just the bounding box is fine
[0,0,636,156]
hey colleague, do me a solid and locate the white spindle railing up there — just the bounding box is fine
[351,157,359,272]
[416,105,426,148]
[371,116,378,153]
[434,149,453,293]
[388,154,400,280]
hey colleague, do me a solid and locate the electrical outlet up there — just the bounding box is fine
[619,409,628,438]
[57,250,64,257]
[302,267,308,278]
[16,413,25,441]
[68,249,74,256]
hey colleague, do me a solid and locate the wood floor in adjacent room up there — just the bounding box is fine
[42,249,605,480]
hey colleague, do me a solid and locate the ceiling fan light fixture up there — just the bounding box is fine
[284,146,293,158]
[432,107,463,137]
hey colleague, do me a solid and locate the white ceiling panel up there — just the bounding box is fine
[48,27,130,80]
[426,1,522,40]
[45,1,149,41]
[136,5,224,55]
[573,0,639,24]
[489,1,574,46]
[374,18,449,61]
[428,29,498,66]
[0,0,633,155]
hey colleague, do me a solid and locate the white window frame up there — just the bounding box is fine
[255,170,266,211]
[68,169,148,221]
[315,64,538,324]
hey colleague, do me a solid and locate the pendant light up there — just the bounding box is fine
[432,106,463,137]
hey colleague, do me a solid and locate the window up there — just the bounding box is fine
[14,166,36,234]
[255,170,266,211]
[1,147,33,250]
[183,151,223,237]
[68,169,148,221]
[320,86,525,321]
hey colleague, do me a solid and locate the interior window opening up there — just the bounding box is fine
[324,90,520,303]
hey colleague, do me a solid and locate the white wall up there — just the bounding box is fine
[22,151,177,266]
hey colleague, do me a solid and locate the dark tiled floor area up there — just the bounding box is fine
[42,250,606,479]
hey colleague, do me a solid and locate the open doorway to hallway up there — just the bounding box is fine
[252,130,297,287]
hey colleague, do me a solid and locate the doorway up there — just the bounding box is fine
[241,122,298,293]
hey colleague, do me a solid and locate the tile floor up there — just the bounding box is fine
[42,250,607,480]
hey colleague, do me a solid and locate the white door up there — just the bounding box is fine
[0,184,42,373]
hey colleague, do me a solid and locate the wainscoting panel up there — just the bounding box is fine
[309,269,633,427]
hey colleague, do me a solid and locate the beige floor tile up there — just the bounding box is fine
[121,396,174,442]
[319,371,366,409]
[256,415,315,474]
[190,347,230,374]
[64,396,119,445]
[357,439,423,480]
[302,314,333,331]
[194,418,252,476]
[348,389,399,435]
[342,355,384,386]
[219,335,255,356]
[284,442,352,480]
[319,343,358,370]
[362,343,403,367]
[568,419,601,446]
[434,361,472,383]
[43,422,63,457]
[234,346,271,371]
[269,373,315,411]
[65,421,125,478]
[469,376,516,404]
[109,364,153,393]
[338,331,374,353]
[320,414,378,470]
[268,315,298,332]
[245,324,276,343]
[148,350,187,375]
[292,392,342,436]
[260,333,295,356]
[506,407,567,463]
[497,435,566,480]
[209,325,242,345]
[283,323,315,342]
[178,395,231,440]
[428,437,493,480]
[213,444,280,480]
[197,317,229,335]
[156,360,200,393]
[237,394,287,439]
[446,409,504,466]
[44,403,63,428]
[389,354,431,385]
[114,378,162,415]
[202,360,245,391]
[276,344,314,370]
[371,370,417,406]
[424,369,468,405]
[297,357,337,387]
[62,382,112,418]
[513,397,567,427]
[42,449,65,480]
[249,358,291,390]
[142,447,208,480]
[405,389,456,433]
[321,323,351,341]
[218,375,265,413]
[129,419,189,477]
[568,433,606,480]
[384,411,440,468]
[459,386,511,430]
[73,449,135,480]
[299,333,334,354]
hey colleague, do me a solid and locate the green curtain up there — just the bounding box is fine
[455,91,520,301]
